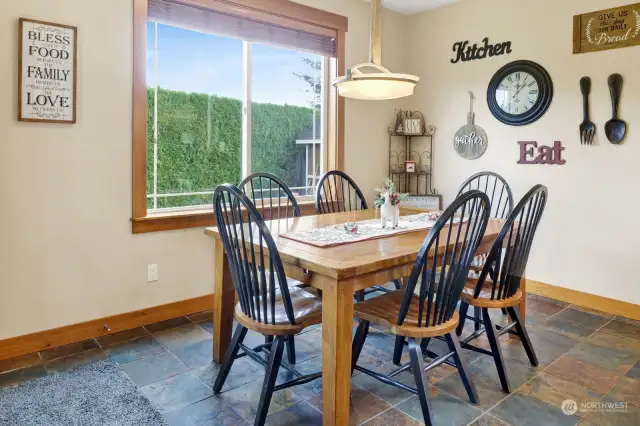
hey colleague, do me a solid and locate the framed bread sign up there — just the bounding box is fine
[573,3,640,54]
[18,18,77,123]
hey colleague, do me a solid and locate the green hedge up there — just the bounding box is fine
[146,88,313,209]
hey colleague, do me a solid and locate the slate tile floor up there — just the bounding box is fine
[1,294,639,426]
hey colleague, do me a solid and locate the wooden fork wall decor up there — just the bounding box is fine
[580,77,596,145]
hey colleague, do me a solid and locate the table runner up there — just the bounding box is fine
[281,212,465,248]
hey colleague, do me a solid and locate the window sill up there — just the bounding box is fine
[131,200,318,234]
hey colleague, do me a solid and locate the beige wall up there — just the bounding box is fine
[407,0,640,304]
[0,0,408,339]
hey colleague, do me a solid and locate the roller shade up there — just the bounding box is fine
[148,0,337,57]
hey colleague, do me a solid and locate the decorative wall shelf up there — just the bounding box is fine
[388,111,437,196]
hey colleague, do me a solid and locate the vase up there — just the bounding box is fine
[381,202,399,229]
[392,205,399,228]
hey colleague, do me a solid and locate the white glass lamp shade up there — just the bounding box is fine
[333,64,419,100]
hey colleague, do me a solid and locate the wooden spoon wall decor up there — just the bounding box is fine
[605,73,626,144]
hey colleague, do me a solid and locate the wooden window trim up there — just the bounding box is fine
[131,200,319,234]
[131,0,347,234]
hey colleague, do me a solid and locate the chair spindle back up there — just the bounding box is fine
[214,184,295,325]
[457,171,514,219]
[473,185,548,301]
[315,170,367,214]
[239,172,300,222]
[398,190,491,328]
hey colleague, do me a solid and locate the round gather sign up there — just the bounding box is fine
[454,92,488,160]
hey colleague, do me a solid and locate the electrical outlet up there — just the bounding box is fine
[148,264,159,282]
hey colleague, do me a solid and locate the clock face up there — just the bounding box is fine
[495,72,539,116]
[487,60,553,126]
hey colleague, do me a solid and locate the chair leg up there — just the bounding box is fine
[473,306,482,332]
[445,332,479,404]
[355,290,365,302]
[420,337,431,353]
[501,308,508,315]
[254,336,285,426]
[508,306,538,367]
[393,336,405,365]
[408,338,434,426]
[286,335,296,365]
[351,320,370,374]
[393,279,403,290]
[456,301,470,336]
[482,308,511,393]
[213,324,248,394]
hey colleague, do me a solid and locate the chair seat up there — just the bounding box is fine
[460,278,522,308]
[235,286,322,336]
[353,290,459,338]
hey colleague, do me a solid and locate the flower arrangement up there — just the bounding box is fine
[374,178,408,207]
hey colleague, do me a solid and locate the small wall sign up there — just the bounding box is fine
[454,92,487,160]
[403,118,422,135]
[450,37,512,64]
[517,141,566,165]
[404,161,416,173]
[18,18,77,123]
[573,3,640,54]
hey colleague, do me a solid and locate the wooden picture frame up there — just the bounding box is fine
[18,18,77,123]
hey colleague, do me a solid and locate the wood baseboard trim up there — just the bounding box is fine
[0,294,213,361]
[527,280,640,321]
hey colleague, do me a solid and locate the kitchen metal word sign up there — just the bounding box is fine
[573,3,640,54]
[18,18,77,123]
[450,37,512,64]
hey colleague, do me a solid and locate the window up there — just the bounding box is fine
[133,0,347,233]
[251,43,326,198]
[146,23,244,210]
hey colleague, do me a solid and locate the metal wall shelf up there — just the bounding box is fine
[388,116,437,196]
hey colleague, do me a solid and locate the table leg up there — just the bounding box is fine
[519,274,527,324]
[322,280,354,426]
[213,240,235,362]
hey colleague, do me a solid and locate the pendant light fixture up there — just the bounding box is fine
[333,0,419,100]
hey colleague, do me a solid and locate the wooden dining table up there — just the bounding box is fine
[204,206,526,426]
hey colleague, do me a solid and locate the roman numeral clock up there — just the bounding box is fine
[487,60,553,126]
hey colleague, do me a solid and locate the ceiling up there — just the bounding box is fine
[378,0,459,15]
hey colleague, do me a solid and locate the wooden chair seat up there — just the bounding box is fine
[235,287,322,336]
[460,278,522,308]
[353,290,459,338]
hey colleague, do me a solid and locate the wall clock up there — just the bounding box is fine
[487,60,553,126]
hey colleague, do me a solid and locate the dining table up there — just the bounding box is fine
[204,206,526,426]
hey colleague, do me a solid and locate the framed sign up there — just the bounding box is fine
[404,160,416,173]
[573,3,640,54]
[401,194,442,211]
[403,118,422,135]
[18,18,77,123]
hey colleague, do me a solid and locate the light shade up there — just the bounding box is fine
[333,63,419,101]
